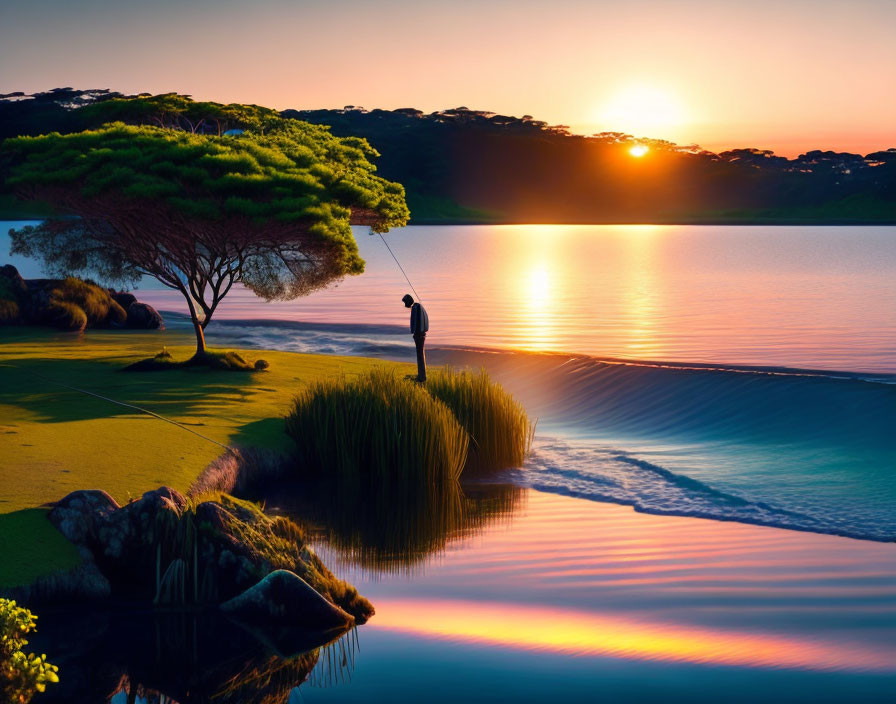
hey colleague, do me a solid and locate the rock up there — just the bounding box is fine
[126,301,164,329]
[48,490,120,545]
[221,570,354,632]
[0,264,27,295]
[111,291,138,309]
[97,486,186,560]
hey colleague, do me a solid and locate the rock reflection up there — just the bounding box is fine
[31,608,357,703]
[268,481,525,575]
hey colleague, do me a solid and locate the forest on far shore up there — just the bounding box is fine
[2,88,895,224]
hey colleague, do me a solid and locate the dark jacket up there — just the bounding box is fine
[410,302,429,335]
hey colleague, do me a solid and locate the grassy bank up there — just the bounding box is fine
[0,326,411,587]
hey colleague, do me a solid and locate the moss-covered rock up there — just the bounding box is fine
[40,487,373,628]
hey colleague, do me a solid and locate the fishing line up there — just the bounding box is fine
[0,362,233,452]
[374,229,423,302]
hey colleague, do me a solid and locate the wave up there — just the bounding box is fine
[196,315,896,542]
[516,437,895,542]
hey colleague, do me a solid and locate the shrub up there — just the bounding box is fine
[0,599,59,703]
[285,367,468,492]
[425,367,535,472]
[45,300,88,331]
[0,299,20,324]
[254,359,270,371]
[107,299,127,326]
[45,277,124,328]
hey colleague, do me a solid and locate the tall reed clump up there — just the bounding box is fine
[425,367,535,472]
[285,367,469,490]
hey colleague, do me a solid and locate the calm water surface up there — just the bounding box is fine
[147,224,896,372]
[38,489,896,703]
[7,222,893,372]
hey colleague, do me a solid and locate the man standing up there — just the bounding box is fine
[402,293,429,382]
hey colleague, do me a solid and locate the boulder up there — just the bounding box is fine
[96,486,186,560]
[0,264,27,295]
[111,291,138,309]
[48,489,120,545]
[126,301,164,329]
[220,570,354,632]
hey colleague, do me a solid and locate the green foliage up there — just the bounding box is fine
[76,93,281,135]
[425,368,534,472]
[285,367,468,490]
[4,101,409,355]
[4,119,409,246]
[0,599,59,702]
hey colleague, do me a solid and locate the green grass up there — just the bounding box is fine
[426,367,534,472]
[0,509,82,588]
[0,326,411,587]
[285,367,469,489]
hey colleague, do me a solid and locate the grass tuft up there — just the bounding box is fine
[285,367,468,489]
[425,367,535,472]
[124,348,263,372]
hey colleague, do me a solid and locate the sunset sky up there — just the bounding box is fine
[1,0,894,156]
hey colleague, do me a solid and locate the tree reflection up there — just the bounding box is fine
[272,480,525,574]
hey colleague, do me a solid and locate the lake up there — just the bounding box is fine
[5,222,896,702]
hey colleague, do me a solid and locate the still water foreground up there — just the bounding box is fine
[32,488,896,703]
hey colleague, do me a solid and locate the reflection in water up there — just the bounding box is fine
[32,608,357,703]
[372,598,896,673]
[268,481,524,575]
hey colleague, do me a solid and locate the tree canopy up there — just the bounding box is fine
[3,102,409,355]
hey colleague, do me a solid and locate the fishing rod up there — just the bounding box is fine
[372,228,423,302]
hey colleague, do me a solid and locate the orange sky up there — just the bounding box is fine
[1,0,894,156]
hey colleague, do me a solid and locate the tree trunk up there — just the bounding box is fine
[191,313,206,356]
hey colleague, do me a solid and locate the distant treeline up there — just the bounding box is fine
[2,88,895,223]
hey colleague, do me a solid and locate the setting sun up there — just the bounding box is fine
[629,144,649,158]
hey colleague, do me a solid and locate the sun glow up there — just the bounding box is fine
[629,144,649,158]
[599,84,687,136]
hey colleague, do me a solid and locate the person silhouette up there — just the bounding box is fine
[402,293,429,382]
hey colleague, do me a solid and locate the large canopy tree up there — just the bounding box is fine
[3,110,409,355]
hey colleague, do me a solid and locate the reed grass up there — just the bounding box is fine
[425,367,535,472]
[285,367,469,489]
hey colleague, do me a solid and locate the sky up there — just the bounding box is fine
[1,0,894,156]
